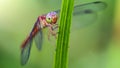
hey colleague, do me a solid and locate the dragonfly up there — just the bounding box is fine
[21,1,107,65]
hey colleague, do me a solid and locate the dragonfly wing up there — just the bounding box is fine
[71,1,107,29]
[55,1,107,16]
[33,19,43,50]
[21,19,39,65]
[55,1,107,29]
[73,1,107,15]
[21,39,33,65]
[71,12,97,30]
[34,29,43,50]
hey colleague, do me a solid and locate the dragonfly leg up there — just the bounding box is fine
[52,24,59,39]
[48,26,58,39]
[52,24,59,31]
[51,24,59,39]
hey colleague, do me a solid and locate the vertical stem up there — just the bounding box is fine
[54,0,74,68]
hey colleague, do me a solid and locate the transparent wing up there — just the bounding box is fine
[71,12,97,30]
[32,19,43,50]
[55,1,107,28]
[73,1,107,16]
[21,39,32,65]
[21,19,39,65]
[55,1,107,16]
[34,29,43,50]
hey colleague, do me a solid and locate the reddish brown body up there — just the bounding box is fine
[21,15,46,48]
[21,12,58,65]
[21,26,39,48]
[21,14,58,48]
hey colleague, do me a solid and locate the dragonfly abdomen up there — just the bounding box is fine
[21,27,40,48]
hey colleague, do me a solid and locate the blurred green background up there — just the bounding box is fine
[0,0,120,68]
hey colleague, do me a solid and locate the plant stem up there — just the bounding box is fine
[54,0,74,68]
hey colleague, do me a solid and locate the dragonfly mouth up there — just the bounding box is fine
[52,15,57,24]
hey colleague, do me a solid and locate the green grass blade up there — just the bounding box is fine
[54,0,74,68]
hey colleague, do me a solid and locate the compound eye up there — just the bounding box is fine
[46,16,52,23]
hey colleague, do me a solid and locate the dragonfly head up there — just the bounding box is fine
[46,12,58,24]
